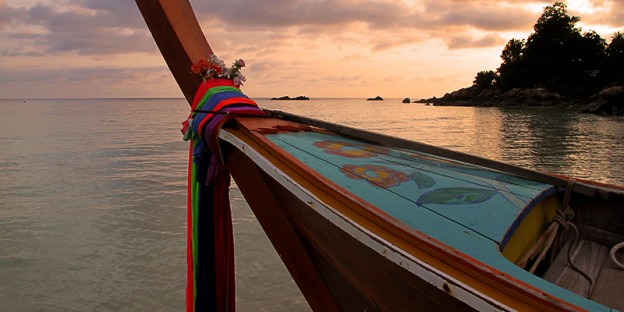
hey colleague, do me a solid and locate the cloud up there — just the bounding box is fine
[189,0,548,51]
[193,0,411,29]
[2,0,623,57]
[0,0,18,31]
[448,34,506,49]
[193,0,536,32]
[436,4,535,30]
[591,1,624,31]
[0,0,623,98]
[0,63,165,84]
[248,60,277,73]
[4,0,618,59]
[1,0,152,56]
[0,64,178,98]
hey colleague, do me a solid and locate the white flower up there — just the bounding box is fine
[209,54,227,71]
[232,75,244,87]
[191,55,247,86]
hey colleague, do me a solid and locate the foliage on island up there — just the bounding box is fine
[473,2,623,98]
[421,2,624,114]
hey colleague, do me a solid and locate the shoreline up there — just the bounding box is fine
[416,85,624,116]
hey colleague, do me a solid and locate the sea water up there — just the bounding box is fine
[1,98,623,311]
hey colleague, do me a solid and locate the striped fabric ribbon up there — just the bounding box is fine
[183,79,265,312]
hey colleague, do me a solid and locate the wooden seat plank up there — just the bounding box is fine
[543,240,608,298]
[591,250,624,311]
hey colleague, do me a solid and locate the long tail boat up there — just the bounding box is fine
[136,1,624,311]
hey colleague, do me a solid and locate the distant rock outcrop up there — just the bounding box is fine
[581,86,624,115]
[270,95,310,100]
[417,84,624,115]
[367,96,383,101]
[402,97,411,103]
[416,86,567,107]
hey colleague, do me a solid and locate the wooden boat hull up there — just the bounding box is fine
[225,142,477,311]
[218,115,624,311]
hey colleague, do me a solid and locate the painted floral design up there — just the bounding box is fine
[410,172,436,189]
[342,164,409,188]
[417,187,498,205]
[314,140,389,158]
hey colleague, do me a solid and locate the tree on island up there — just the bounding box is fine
[474,2,623,98]
[473,70,497,91]
[603,32,624,84]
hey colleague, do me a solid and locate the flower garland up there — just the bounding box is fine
[191,54,246,87]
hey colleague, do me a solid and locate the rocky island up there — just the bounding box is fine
[270,95,310,100]
[418,2,624,115]
[416,85,624,115]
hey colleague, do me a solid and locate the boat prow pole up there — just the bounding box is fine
[135,0,212,104]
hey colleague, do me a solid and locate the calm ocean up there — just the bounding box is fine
[1,98,623,311]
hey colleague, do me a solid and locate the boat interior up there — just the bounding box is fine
[508,185,624,311]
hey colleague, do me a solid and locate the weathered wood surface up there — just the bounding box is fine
[591,250,624,311]
[543,240,607,298]
[544,239,624,310]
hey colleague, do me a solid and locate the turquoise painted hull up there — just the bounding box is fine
[262,130,608,311]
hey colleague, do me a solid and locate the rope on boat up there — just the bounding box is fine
[528,222,559,273]
[552,179,595,296]
[524,180,575,273]
[611,241,624,270]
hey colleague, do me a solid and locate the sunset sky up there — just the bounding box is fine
[1,0,622,100]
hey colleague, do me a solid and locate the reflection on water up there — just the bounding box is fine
[0,99,189,311]
[494,106,624,183]
[0,98,622,311]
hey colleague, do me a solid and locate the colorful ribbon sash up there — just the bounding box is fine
[183,79,264,312]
